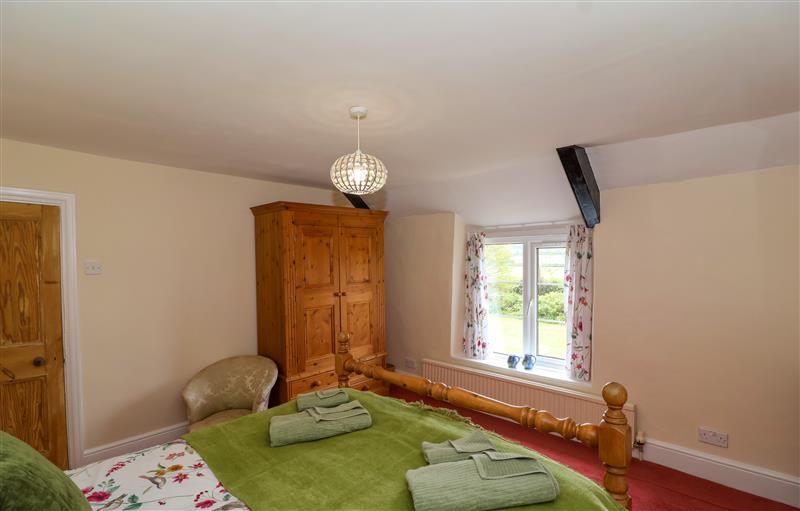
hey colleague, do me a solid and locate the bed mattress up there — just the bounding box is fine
[68,440,248,510]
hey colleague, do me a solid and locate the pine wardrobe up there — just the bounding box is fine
[251,201,388,404]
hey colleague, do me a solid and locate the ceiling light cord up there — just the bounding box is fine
[356,115,361,151]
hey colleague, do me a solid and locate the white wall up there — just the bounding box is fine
[1,139,346,451]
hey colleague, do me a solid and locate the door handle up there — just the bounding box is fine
[33,357,46,367]
[340,292,347,296]
[0,366,15,380]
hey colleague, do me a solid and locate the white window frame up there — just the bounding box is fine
[486,233,567,371]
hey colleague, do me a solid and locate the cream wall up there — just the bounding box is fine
[385,212,462,371]
[450,214,467,356]
[385,165,799,477]
[0,139,344,451]
[592,165,799,476]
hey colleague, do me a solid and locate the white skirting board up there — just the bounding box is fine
[79,422,189,467]
[643,439,800,507]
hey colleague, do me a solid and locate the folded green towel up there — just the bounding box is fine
[307,400,369,421]
[269,400,372,447]
[422,430,496,464]
[406,451,560,511]
[296,388,350,411]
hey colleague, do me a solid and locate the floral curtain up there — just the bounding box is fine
[565,225,593,381]
[463,232,489,359]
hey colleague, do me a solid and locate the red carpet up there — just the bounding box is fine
[389,388,797,511]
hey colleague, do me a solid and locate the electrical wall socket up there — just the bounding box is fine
[698,427,728,448]
[404,357,417,371]
[83,261,103,275]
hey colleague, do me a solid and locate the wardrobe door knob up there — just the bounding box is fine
[33,357,46,367]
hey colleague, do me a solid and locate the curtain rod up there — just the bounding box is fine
[472,218,582,232]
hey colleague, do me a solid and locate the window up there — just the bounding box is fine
[485,237,567,369]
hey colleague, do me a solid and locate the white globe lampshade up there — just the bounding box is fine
[330,149,388,195]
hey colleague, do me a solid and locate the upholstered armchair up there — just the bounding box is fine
[182,355,279,432]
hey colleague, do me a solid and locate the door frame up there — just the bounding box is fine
[0,186,84,468]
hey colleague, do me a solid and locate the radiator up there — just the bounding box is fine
[421,359,636,434]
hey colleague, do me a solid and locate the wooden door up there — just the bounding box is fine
[339,220,382,360]
[293,212,341,375]
[0,202,68,468]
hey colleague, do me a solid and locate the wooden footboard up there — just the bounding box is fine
[335,332,632,510]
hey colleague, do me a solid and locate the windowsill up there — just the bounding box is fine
[448,353,592,392]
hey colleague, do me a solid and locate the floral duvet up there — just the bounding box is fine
[67,440,248,511]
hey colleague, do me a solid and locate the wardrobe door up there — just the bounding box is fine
[293,213,341,374]
[339,218,383,360]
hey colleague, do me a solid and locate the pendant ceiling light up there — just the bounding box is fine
[330,106,387,195]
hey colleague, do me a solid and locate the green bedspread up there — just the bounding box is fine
[183,389,624,511]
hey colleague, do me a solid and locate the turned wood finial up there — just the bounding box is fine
[337,331,351,353]
[602,382,628,425]
[603,381,627,408]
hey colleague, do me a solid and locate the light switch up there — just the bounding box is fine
[84,261,103,275]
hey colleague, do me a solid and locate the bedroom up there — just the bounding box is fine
[0,2,798,511]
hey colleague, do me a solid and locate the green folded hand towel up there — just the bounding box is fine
[296,388,350,411]
[406,451,560,511]
[270,400,372,447]
[422,430,496,464]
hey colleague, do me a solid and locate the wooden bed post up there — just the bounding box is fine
[599,382,632,510]
[335,332,354,388]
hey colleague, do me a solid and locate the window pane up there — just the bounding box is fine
[485,244,523,355]
[536,247,566,359]
[485,243,523,282]
[537,247,565,283]
[538,319,566,359]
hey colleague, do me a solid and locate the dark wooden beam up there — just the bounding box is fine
[557,145,600,227]
[343,193,370,209]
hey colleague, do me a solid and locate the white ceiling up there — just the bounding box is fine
[2,2,798,225]
[589,112,800,191]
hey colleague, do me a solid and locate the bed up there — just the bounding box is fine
[68,334,632,511]
[68,439,248,510]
